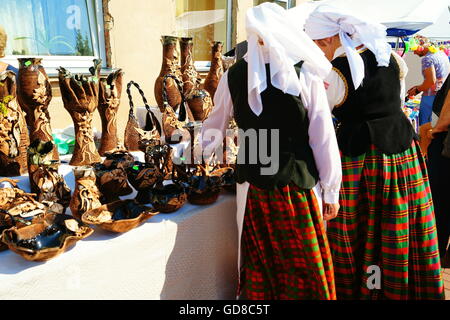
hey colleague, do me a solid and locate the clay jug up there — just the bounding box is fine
[17,58,58,161]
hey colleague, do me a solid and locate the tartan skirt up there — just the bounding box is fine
[327,141,445,300]
[238,183,336,300]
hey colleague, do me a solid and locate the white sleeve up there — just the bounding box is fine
[201,70,233,151]
[300,65,342,204]
[391,51,409,102]
[324,68,347,110]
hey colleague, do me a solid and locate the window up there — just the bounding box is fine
[254,0,296,9]
[0,0,106,74]
[175,0,232,64]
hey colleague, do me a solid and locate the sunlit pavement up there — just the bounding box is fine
[444,269,450,300]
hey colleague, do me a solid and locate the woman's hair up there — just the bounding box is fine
[0,25,7,58]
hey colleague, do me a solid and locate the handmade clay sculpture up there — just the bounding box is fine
[0,70,29,176]
[98,69,123,156]
[58,60,102,166]
[69,166,102,220]
[27,140,71,213]
[17,58,58,160]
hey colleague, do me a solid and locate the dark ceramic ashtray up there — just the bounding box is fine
[1,214,93,262]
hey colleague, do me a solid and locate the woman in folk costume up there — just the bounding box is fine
[201,3,342,300]
[304,5,445,300]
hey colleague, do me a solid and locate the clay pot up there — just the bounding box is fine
[93,162,133,203]
[81,199,157,233]
[0,71,29,176]
[16,58,58,161]
[69,166,102,220]
[186,88,213,121]
[2,213,93,262]
[58,60,102,166]
[126,161,163,204]
[177,164,222,205]
[102,150,135,170]
[154,36,183,113]
[150,182,187,213]
[204,41,224,101]
[98,69,123,156]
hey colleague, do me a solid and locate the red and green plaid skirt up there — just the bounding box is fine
[327,141,445,300]
[238,183,336,300]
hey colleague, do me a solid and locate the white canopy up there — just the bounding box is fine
[289,0,450,37]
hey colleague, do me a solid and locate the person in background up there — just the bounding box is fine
[408,42,450,153]
[427,75,450,267]
[0,25,18,74]
[202,3,342,299]
[305,4,445,300]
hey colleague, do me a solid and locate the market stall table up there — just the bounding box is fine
[0,155,239,300]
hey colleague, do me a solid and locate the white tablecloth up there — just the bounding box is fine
[0,153,239,300]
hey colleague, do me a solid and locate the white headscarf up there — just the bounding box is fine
[246,3,331,116]
[304,4,392,90]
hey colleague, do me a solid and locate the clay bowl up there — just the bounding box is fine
[210,167,236,193]
[126,161,163,204]
[81,199,157,233]
[1,213,93,262]
[0,210,46,252]
[102,150,135,170]
[186,175,222,205]
[150,183,187,213]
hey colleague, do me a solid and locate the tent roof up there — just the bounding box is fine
[289,0,449,37]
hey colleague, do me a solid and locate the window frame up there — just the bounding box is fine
[181,0,233,72]
[2,0,106,75]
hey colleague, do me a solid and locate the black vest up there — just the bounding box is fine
[433,76,450,117]
[332,50,415,156]
[227,59,319,190]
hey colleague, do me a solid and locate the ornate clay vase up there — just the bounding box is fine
[179,37,213,121]
[204,41,224,101]
[180,37,200,97]
[0,71,29,176]
[16,58,58,161]
[154,35,183,113]
[97,69,123,156]
[27,140,71,214]
[70,166,102,220]
[58,60,102,166]
[93,159,133,204]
